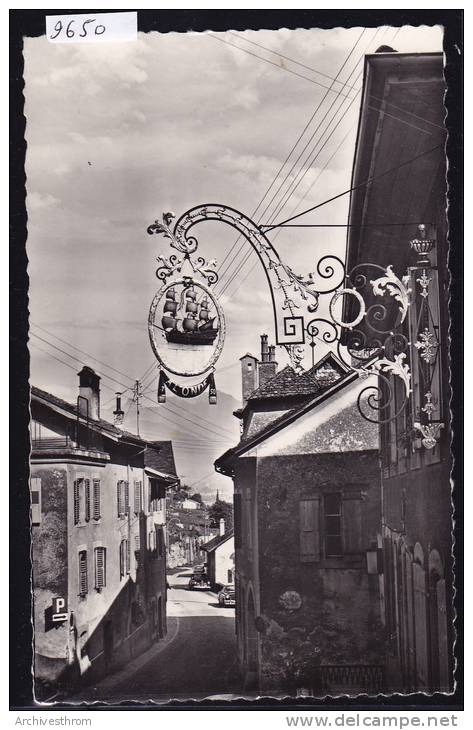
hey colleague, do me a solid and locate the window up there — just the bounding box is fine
[78,550,88,596]
[92,479,101,520]
[30,477,41,525]
[94,547,106,590]
[133,480,142,515]
[323,493,343,557]
[119,539,130,578]
[117,480,129,518]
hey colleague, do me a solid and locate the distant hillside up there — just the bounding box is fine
[102,388,241,503]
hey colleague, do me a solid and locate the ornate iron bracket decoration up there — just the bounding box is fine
[146,205,419,422]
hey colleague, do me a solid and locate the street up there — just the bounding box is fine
[74,568,240,703]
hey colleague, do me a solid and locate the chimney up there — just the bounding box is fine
[258,337,278,389]
[78,366,101,420]
[240,353,258,406]
[219,518,225,537]
[260,334,269,362]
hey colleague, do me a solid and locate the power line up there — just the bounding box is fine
[213,28,369,292]
[208,33,357,99]
[226,30,359,92]
[31,322,134,383]
[263,143,443,232]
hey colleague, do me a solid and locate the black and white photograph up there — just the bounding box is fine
[10,9,463,711]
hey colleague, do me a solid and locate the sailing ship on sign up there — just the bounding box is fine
[162,285,219,346]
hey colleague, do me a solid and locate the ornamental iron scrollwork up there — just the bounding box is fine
[146,204,415,418]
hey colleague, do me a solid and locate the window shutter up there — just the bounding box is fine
[84,479,91,522]
[79,550,88,596]
[234,493,242,549]
[117,481,122,517]
[30,477,41,525]
[95,547,106,590]
[299,498,320,562]
[93,479,101,520]
[342,493,363,553]
[74,480,80,525]
[124,481,129,514]
[119,540,124,577]
[134,481,142,514]
[125,539,130,574]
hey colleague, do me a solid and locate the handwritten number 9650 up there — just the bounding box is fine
[49,19,106,40]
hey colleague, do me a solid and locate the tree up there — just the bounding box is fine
[191,493,203,504]
[208,499,233,532]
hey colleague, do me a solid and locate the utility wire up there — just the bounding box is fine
[263,143,443,232]
[213,28,368,291]
[208,33,357,99]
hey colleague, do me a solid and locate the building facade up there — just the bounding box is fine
[343,51,453,692]
[216,342,384,694]
[30,367,178,697]
[202,521,235,589]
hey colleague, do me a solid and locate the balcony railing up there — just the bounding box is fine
[31,435,75,450]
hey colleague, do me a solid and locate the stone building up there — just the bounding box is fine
[215,341,384,694]
[30,367,178,697]
[343,50,453,692]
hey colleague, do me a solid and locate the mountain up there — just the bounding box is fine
[102,388,241,503]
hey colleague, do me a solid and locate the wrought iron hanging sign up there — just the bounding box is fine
[146,205,440,439]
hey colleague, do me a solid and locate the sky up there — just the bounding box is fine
[24,23,443,500]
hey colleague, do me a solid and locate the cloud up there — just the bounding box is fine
[27,192,60,210]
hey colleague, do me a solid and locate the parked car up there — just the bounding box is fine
[218,584,236,607]
[188,573,210,590]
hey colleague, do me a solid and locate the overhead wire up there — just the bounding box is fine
[214,27,384,297]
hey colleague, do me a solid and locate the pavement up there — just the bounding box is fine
[68,567,242,704]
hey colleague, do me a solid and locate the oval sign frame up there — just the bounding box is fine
[148,277,226,377]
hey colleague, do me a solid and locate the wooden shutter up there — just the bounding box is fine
[134,481,142,514]
[95,547,106,589]
[30,477,41,525]
[117,481,122,517]
[74,480,80,525]
[93,479,101,520]
[299,498,320,562]
[79,550,88,596]
[119,539,124,577]
[342,493,363,554]
[124,481,129,514]
[234,493,242,549]
[84,479,91,522]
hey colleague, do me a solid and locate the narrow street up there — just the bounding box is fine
[74,568,240,703]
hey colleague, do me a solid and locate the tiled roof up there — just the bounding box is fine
[31,386,177,477]
[201,529,234,552]
[247,352,347,401]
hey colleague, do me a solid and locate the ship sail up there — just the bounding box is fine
[166,287,176,300]
[162,315,178,330]
[164,301,178,314]
[199,317,216,332]
[186,287,197,302]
